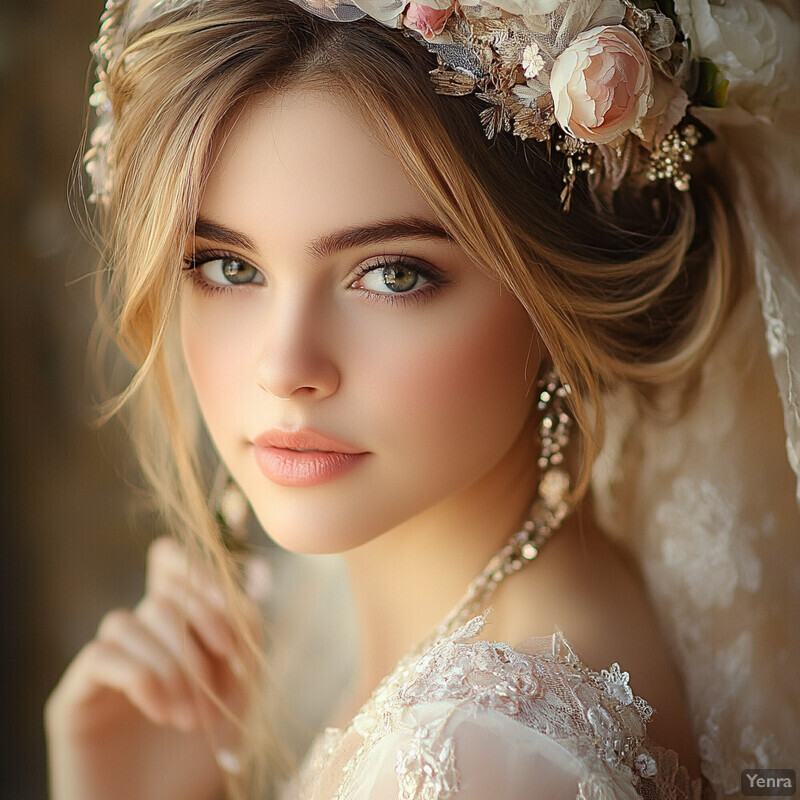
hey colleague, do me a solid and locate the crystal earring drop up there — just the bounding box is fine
[511,371,573,563]
[537,370,572,473]
[216,478,250,544]
[536,370,573,512]
[215,478,275,604]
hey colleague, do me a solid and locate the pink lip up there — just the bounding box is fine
[252,428,368,487]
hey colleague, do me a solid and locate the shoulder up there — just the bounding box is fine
[488,513,702,775]
[343,617,654,800]
[283,615,706,800]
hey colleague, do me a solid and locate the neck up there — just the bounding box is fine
[339,426,540,708]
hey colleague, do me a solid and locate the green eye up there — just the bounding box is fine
[360,264,426,293]
[201,257,264,286]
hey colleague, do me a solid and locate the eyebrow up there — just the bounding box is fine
[192,215,452,258]
[193,219,256,252]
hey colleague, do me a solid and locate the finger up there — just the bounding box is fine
[135,594,218,693]
[96,608,199,729]
[144,578,240,661]
[75,638,176,727]
[144,537,264,673]
[147,538,264,640]
[134,596,246,747]
[135,592,248,731]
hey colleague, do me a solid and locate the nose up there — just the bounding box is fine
[255,291,340,401]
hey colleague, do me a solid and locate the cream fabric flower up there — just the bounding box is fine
[636,73,689,148]
[550,24,653,145]
[349,0,409,26]
[522,43,545,79]
[674,0,800,118]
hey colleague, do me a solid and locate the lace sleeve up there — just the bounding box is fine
[338,700,618,800]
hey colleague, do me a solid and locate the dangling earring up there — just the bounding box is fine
[536,370,572,473]
[216,477,250,547]
[513,370,573,562]
[215,477,275,604]
[535,370,573,512]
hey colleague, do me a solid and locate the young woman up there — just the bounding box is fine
[46,0,800,798]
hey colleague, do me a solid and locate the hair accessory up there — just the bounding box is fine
[85,0,728,209]
[437,370,573,634]
[215,477,252,554]
[217,479,250,534]
[215,747,243,775]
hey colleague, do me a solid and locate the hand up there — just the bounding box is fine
[45,537,259,800]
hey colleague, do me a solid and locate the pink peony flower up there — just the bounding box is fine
[550,25,653,145]
[403,2,454,41]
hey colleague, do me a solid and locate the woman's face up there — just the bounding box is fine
[180,89,542,554]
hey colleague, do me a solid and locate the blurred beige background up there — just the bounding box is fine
[1,2,155,796]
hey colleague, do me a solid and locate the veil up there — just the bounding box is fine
[591,1,800,795]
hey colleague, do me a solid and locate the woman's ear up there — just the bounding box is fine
[525,336,550,397]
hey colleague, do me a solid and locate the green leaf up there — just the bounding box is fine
[692,59,729,108]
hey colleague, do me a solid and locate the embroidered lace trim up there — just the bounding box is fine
[280,615,707,800]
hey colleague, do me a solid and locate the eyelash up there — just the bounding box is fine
[181,251,244,298]
[181,251,448,305]
[351,255,447,306]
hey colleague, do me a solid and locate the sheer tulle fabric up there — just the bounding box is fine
[592,286,800,797]
[592,3,800,794]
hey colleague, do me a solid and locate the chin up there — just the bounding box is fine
[249,499,379,555]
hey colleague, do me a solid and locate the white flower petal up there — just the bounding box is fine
[350,0,407,22]
[674,0,800,118]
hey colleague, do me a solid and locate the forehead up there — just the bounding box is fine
[200,89,434,240]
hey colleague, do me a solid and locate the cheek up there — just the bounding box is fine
[179,295,255,445]
[359,292,540,469]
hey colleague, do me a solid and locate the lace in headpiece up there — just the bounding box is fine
[85,0,729,210]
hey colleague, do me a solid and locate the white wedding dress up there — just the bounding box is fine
[275,610,709,800]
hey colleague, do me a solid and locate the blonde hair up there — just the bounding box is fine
[86,0,743,794]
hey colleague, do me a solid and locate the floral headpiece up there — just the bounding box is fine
[87,0,731,209]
